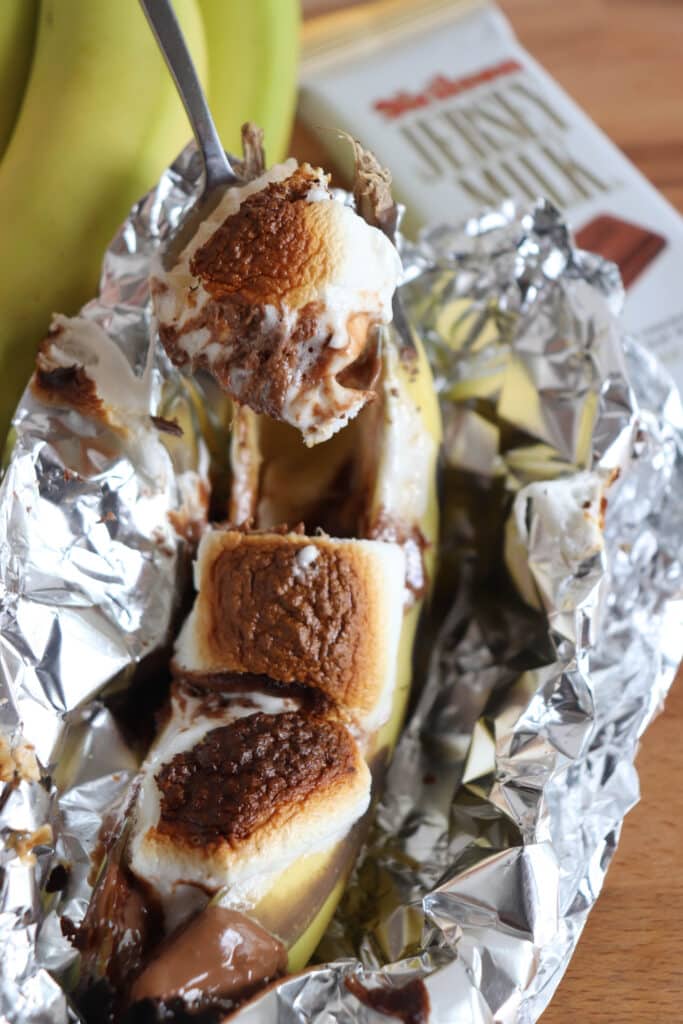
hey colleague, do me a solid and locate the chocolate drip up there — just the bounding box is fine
[130,905,286,1006]
[369,510,430,603]
[346,976,431,1024]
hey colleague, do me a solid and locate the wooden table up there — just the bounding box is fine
[297,2,683,1020]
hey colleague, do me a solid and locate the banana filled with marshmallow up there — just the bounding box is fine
[76,135,441,1022]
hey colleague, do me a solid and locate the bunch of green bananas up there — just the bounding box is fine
[0,0,299,444]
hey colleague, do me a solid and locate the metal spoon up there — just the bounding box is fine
[141,0,416,359]
[139,0,240,269]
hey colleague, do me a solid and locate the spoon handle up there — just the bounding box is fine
[139,0,236,190]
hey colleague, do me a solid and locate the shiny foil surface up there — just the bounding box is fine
[0,153,681,1023]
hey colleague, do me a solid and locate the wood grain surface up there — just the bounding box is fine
[296,2,683,1020]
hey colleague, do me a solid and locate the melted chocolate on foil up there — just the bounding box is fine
[346,976,430,1024]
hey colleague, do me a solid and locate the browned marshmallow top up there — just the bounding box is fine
[208,537,366,697]
[174,531,406,727]
[155,708,357,849]
[190,167,332,309]
[129,676,372,894]
[152,161,401,445]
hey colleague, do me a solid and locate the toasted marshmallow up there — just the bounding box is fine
[151,162,401,445]
[174,530,406,732]
[129,681,370,898]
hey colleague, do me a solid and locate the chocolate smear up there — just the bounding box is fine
[129,905,286,1006]
[346,976,431,1024]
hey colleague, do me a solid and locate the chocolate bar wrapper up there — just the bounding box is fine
[299,0,683,395]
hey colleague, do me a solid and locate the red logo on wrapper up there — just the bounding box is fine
[372,60,523,120]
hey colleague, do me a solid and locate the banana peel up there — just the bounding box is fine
[0,0,38,158]
[198,0,300,165]
[0,0,208,442]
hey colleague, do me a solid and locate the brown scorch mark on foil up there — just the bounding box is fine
[154,710,356,847]
[189,167,332,307]
[32,360,105,420]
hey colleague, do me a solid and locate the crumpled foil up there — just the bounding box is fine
[0,151,681,1024]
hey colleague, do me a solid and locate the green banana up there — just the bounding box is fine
[0,0,207,442]
[0,0,38,158]
[197,0,300,164]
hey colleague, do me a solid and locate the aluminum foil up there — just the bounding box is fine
[0,150,681,1024]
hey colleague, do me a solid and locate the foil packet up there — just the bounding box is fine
[1,148,682,1024]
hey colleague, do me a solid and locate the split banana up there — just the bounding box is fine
[233,335,441,972]
[122,336,441,1007]
[120,141,441,1008]
[71,323,440,1020]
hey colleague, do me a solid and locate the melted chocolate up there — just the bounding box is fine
[155,709,355,846]
[336,329,381,393]
[171,671,331,713]
[122,996,229,1023]
[130,906,286,1006]
[45,863,70,893]
[369,511,430,604]
[161,300,297,424]
[72,794,164,1023]
[346,977,430,1024]
[74,857,162,1006]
